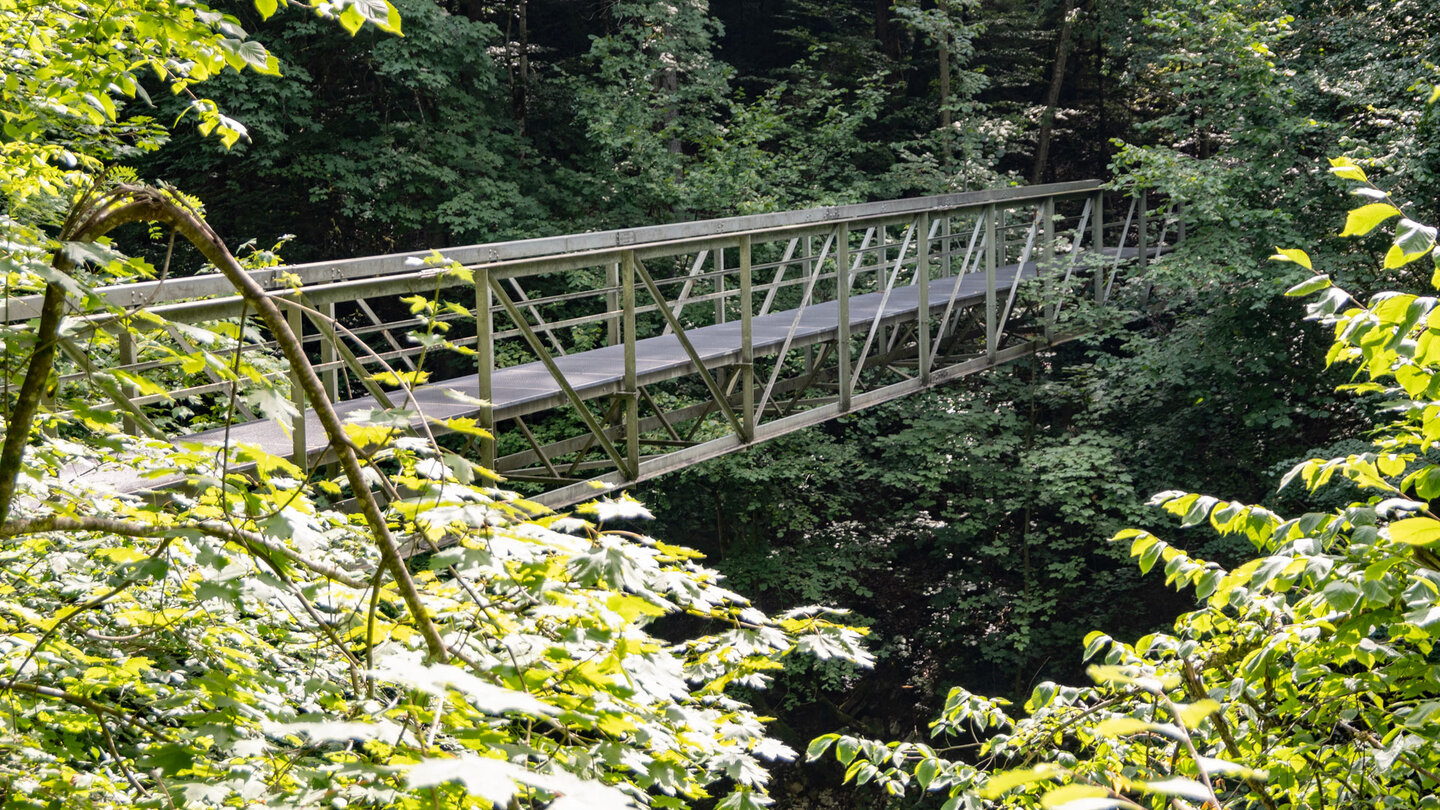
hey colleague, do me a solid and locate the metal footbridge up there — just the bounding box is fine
[20,180,1174,508]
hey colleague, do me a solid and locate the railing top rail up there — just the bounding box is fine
[5,180,1103,323]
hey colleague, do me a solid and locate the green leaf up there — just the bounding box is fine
[1389,517,1440,547]
[1339,204,1402,237]
[1321,580,1361,612]
[1135,777,1213,802]
[235,40,279,75]
[1387,245,1421,269]
[915,758,940,789]
[338,5,365,35]
[1396,218,1438,255]
[370,370,431,388]
[1405,466,1440,500]
[1093,717,1155,736]
[1138,539,1164,575]
[437,417,492,439]
[254,0,277,18]
[1040,785,1111,809]
[1328,157,1368,183]
[1284,275,1330,297]
[1405,702,1440,728]
[806,735,838,762]
[334,0,403,35]
[1173,699,1220,726]
[978,765,1064,799]
[1194,756,1265,779]
[1271,248,1313,270]
[1386,219,1438,268]
[605,594,667,622]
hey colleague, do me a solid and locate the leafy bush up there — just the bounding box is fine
[809,144,1440,809]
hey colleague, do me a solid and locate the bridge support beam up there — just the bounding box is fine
[739,235,754,441]
[1092,190,1105,303]
[917,213,931,385]
[622,251,639,478]
[985,204,998,362]
[836,223,851,412]
[1043,196,1055,342]
[477,265,495,472]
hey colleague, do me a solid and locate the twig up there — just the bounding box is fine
[1182,660,1278,810]
[0,514,371,588]
[95,708,148,795]
[2,681,171,741]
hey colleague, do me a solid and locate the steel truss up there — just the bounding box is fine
[21,181,1178,507]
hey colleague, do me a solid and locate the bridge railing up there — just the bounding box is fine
[21,182,1180,502]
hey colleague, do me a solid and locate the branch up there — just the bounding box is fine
[1339,719,1440,787]
[0,181,122,526]
[1182,660,1279,810]
[2,681,172,741]
[0,279,66,526]
[32,185,446,662]
[0,514,370,589]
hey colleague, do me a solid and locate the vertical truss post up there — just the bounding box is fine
[1137,191,1150,309]
[739,235,754,440]
[1138,191,1149,270]
[985,204,998,362]
[1092,190,1105,303]
[117,327,137,435]
[622,251,639,478]
[286,301,308,472]
[715,246,727,325]
[876,222,887,294]
[803,233,814,376]
[476,265,495,471]
[917,213,931,385]
[1042,195,1056,341]
[805,234,813,281]
[999,207,1008,265]
[941,212,953,278]
[836,223,852,412]
[320,301,339,402]
[605,260,620,346]
[714,247,727,389]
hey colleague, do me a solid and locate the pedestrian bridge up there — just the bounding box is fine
[26,180,1173,508]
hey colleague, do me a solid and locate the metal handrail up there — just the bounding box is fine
[4,181,1103,323]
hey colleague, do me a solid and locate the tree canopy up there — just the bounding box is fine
[0,2,872,807]
[5,0,1440,807]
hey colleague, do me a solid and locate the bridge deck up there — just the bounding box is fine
[59,178,1174,502]
[184,249,1142,465]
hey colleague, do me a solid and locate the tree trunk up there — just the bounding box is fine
[0,186,449,663]
[939,34,952,168]
[514,0,529,137]
[1031,0,1077,184]
[874,0,900,59]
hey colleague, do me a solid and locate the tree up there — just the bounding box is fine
[809,117,1440,808]
[0,3,873,807]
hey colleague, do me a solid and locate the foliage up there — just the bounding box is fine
[0,3,874,808]
[135,0,552,261]
[0,427,872,808]
[808,153,1440,808]
[646,363,1160,721]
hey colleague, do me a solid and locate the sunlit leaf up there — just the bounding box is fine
[1339,203,1402,237]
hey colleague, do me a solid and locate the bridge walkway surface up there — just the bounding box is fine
[22,181,1175,507]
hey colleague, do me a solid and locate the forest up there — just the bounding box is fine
[2,0,1440,806]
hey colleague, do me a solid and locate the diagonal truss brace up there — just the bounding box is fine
[489,276,635,479]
